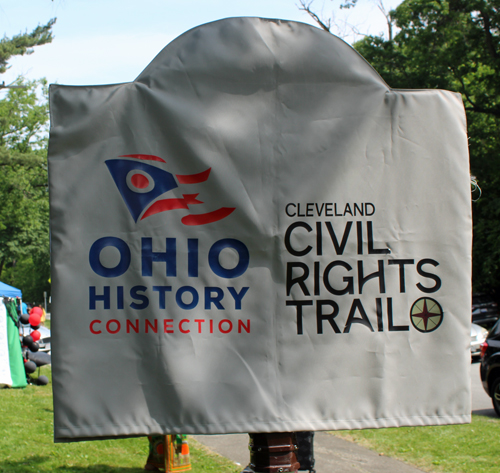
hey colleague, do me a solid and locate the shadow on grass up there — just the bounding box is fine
[56,467,144,473]
[1,456,144,473]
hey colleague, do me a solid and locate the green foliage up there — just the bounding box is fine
[2,254,50,304]
[0,18,56,75]
[353,0,500,295]
[340,0,359,8]
[355,1,500,113]
[0,79,50,302]
[0,366,240,472]
[0,11,55,300]
[0,78,50,151]
[334,414,500,472]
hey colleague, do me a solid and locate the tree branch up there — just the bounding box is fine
[480,9,500,62]
[454,70,500,117]
[376,0,393,42]
[464,105,500,118]
[298,0,331,32]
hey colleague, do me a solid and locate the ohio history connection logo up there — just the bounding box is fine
[86,154,249,336]
[105,154,235,225]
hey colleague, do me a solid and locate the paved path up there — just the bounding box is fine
[192,432,425,472]
[471,360,495,415]
[193,363,496,472]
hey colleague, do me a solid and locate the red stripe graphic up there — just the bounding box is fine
[141,194,203,220]
[181,208,235,226]
[176,168,211,184]
[119,154,166,163]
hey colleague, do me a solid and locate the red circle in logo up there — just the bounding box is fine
[130,173,150,189]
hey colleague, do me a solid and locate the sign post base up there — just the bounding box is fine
[241,432,300,473]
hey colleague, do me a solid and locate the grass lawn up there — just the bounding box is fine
[0,365,239,473]
[333,414,500,473]
[7,340,498,473]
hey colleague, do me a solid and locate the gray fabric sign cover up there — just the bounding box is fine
[48,17,472,442]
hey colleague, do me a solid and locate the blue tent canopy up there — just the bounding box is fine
[0,281,22,298]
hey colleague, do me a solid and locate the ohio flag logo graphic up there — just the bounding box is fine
[105,154,235,225]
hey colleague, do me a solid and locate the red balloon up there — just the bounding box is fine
[30,307,43,316]
[30,330,41,342]
[28,313,41,327]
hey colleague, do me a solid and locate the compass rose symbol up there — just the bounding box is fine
[410,297,443,333]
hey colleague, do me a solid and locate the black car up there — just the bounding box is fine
[472,293,499,326]
[480,319,500,415]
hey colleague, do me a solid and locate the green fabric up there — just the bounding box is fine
[5,301,26,388]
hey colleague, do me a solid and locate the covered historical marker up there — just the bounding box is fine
[48,17,472,441]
